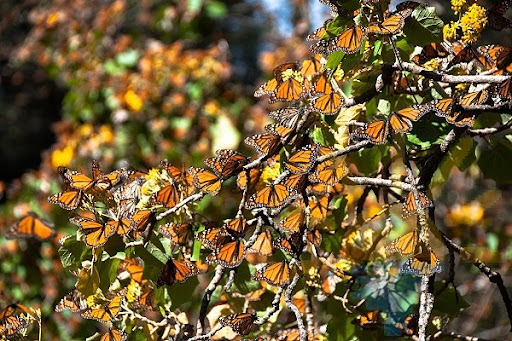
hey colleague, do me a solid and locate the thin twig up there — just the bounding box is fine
[255,287,284,325]
[196,265,225,335]
[285,274,307,341]
[156,193,205,220]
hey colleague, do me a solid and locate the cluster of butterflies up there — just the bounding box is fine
[0,303,34,339]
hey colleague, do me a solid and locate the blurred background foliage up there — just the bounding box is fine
[0,0,512,340]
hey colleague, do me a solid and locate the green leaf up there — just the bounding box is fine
[326,51,345,70]
[403,5,444,46]
[104,59,124,75]
[377,99,391,115]
[348,144,388,175]
[433,282,469,317]
[477,137,512,184]
[205,1,227,18]
[432,136,476,188]
[406,115,450,149]
[58,236,88,270]
[115,49,139,68]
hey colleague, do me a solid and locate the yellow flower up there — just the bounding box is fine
[79,123,94,137]
[204,100,221,117]
[446,201,484,226]
[423,59,442,71]
[333,67,344,81]
[443,21,459,41]
[124,89,143,111]
[50,145,74,169]
[281,69,304,83]
[261,162,281,184]
[455,83,469,91]
[460,4,487,44]
[98,125,114,144]
[451,0,466,14]
[342,229,374,262]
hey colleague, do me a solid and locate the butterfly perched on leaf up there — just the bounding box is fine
[100,328,127,341]
[388,104,429,134]
[351,120,389,145]
[81,290,126,323]
[245,184,297,210]
[158,221,193,245]
[253,261,291,287]
[219,312,256,336]
[327,26,366,54]
[156,258,201,287]
[69,216,117,248]
[55,289,87,313]
[367,9,413,35]
[58,160,123,194]
[7,212,56,241]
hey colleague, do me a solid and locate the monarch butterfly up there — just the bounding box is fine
[207,238,246,268]
[248,230,273,256]
[314,91,344,115]
[328,26,366,54]
[244,133,281,156]
[476,45,512,70]
[352,120,389,145]
[412,42,449,65]
[306,19,331,41]
[268,108,302,129]
[48,188,84,210]
[281,173,307,191]
[0,304,31,339]
[399,314,419,337]
[458,89,489,108]
[427,98,455,118]
[254,77,279,98]
[487,0,512,31]
[352,311,380,330]
[156,258,201,287]
[223,218,247,236]
[204,149,248,180]
[388,105,428,133]
[219,312,256,336]
[245,184,297,210]
[254,261,291,287]
[401,248,442,277]
[271,78,304,103]
[309,195,330,220]
[100,328,127,341]
[313,70,334,94]
[272,62,300,80]
[7,212,56,241]
[55,289,87,313]
[307,228,323,246]
[129,209,155,239]
[81,291,125,323]
[119,258,144,283]
[158,222,193,245]
[161,160,184,180]
[285,144,319,174]
[69,216,116,248]
[367,9,412,35]
[292,296,306,313]
[403,191,432,217]
[189,167,222,195]
[106,218,133,236]
[299,54,324,78]
[277,210,305,233]
[497,78,512,100]
[386,231,419,256]
[132,282,154,311]
[447,43,476,67]
[265,123,295,140]
[196,226,229,250]
[236,169,262,191]
[274,232,304,256]
[152,182,180,208]
[59,160,122,193]
[445,111,477,127]
[309,159,348,186]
